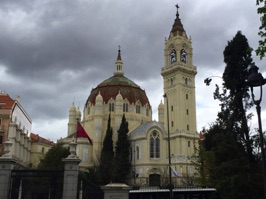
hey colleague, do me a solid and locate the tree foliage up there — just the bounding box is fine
[79,167,103,198]
[99,113,114,185]
[79,167,101,187]
[222,31,254,162]
[256,0,266,59]
[37,143,70,169]
[199,31,263,199]
[113,114,131,183]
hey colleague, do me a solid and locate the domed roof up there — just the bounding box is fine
[86,49,150,107]
[86,74,150,106]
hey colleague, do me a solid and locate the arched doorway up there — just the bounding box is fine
[149,174,160,187]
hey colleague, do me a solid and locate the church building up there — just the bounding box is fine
[60,4,199,187]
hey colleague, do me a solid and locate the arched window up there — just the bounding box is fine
[123,103,128,112]
[150,131,160,158]
[180,49,187,63]
[170,49,177,64]
[109,101,114,112]
[130,147,133,161]
[136,104,141,114]
[136,146,140,160]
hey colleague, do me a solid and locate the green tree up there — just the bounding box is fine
[80,167,101,185]
[38,143,70,169]
[79,167,103,198]
[256,0,266,59]
[195,130,214,187]
[222,31,254,163]
[99,113,114,185]
[199,31,263,199]
[113,114,131,183]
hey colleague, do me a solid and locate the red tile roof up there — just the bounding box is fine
[0,93,15,109]
[30,133,54,146]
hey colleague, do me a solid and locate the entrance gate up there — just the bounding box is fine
[9,170,64,199]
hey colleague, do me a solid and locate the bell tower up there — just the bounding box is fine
[161,4,197,135]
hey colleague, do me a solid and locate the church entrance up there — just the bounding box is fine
[149,174,160,187]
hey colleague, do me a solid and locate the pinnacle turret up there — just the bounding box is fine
[114,46,124,76]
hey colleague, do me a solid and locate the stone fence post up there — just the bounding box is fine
[0,140,17,199]
[62,141,81,199]
[101,183,131,199]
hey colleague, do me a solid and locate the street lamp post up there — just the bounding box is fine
[247,64,266,199]
[204,76,222,86]
[163,93,173,199]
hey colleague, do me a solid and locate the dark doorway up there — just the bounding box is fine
[149,174,160,187]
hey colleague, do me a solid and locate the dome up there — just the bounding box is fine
[86,74,150,107]
[85,48,150,108]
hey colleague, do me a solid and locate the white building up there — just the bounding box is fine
[0,92,31,167]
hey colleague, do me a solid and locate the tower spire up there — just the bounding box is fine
[114,46,124,76]
[170,4,186,37]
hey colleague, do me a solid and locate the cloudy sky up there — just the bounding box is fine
[1,0,266,141]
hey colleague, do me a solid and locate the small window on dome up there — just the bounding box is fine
[123,103,128,112]
[136,104,141,114]
[109,102,115,112]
